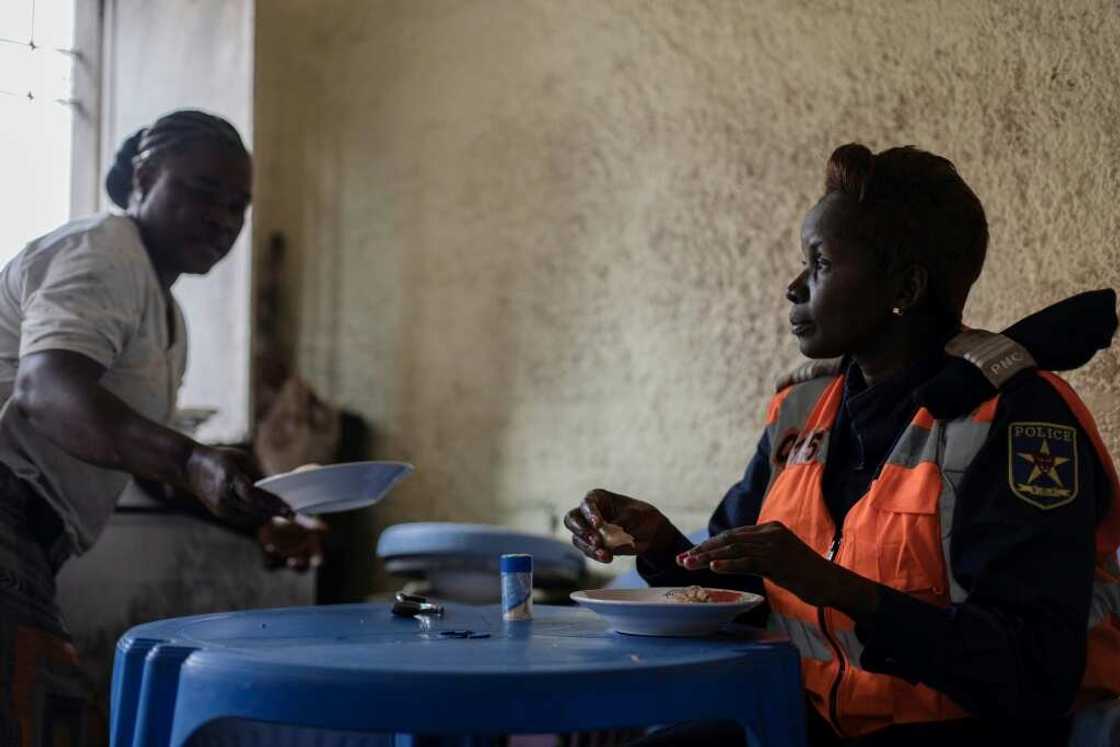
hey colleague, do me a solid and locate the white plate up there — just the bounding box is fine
[570,587,763,637]
[254,461,413,514]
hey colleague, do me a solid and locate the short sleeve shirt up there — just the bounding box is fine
[0,213,187,553]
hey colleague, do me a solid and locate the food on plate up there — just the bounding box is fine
[663,586,743,604]
[664,585,713,603]
[598,522,636,551]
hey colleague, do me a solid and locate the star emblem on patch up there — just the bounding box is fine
[1008,422,1078,509]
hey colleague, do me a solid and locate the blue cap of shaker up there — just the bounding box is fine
[500,554,532,573]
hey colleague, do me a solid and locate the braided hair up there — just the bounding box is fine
[105,110,248,209]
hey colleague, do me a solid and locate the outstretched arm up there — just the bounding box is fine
[13,349,293,526]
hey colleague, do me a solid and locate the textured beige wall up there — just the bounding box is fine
[254,1,1120,565]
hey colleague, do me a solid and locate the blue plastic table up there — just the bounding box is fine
[111,603,806,747]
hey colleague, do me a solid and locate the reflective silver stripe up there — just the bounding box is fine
[766,376,835,450]
[763,375,837,496]
[938,469,969,604]
[763,379,840,668]
[771,611,864,669]
[834,628,865,669]
[941,418,995,474]
[938,415,997,604]
[1089,581,1120,628]
[885,420,939,469]
[768,610,834,662]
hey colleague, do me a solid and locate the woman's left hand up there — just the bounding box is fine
[257,515,327,572]
[678,521,843,608]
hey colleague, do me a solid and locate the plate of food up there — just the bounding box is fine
[254,461,414,514]
[570,586,764,637]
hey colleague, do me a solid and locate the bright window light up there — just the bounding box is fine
[0,0,77,267]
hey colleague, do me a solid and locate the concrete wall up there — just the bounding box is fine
[254,0,1120,578]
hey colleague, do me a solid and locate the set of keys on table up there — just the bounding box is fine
[390,592,491,638]
[391,592,444,617]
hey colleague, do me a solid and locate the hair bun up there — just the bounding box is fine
[104,128,146,209]
[824,143,874,199]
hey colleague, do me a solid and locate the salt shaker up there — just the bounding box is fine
[500,553,533,621]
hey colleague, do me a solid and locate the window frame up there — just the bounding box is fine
[69,0,103,217]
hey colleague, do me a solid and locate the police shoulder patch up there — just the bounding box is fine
[1008,421,1078,509]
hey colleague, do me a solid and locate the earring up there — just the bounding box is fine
[891,306,904,317]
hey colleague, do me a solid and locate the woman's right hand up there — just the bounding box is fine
[186,445,295,525]
[563,489,675,563]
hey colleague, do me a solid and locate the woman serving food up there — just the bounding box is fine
[566,144,1120,745]
[0,110,321,745]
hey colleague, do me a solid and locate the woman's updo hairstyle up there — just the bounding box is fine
[823,143,988,324]
[105,109,248,209]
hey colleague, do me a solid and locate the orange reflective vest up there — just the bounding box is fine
[757,370,1120,738]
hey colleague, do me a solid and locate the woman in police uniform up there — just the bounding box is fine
[565,144,1120,745]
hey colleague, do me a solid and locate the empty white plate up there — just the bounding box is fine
[570,587,763,637]
[255,461,414,514]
